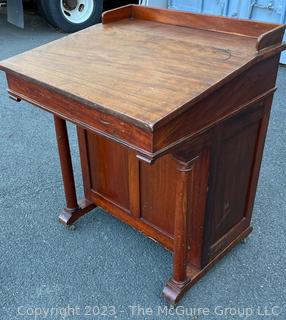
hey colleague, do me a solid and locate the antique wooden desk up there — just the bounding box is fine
[0,5,285,304]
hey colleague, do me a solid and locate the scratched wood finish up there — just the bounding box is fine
[1,5,285,161]
[1,6,285,131]
[0,19,258,127]
[0,6,285,304]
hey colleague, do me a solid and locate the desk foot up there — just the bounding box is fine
[162,278,192,305]
[59,198,96,226]
[162,226,253,304]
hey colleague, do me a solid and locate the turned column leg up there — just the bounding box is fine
[54,116,78,211]
[54,116,95,225]
[162,159,192,304]
[173,163,190,282]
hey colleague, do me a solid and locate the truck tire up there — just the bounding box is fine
[38,0,103,33]
[37,0,54,26]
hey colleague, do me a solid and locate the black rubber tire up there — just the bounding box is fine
[39,0,103,33]
[37,0,56,26]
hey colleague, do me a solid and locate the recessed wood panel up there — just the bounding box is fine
[139,154,178,236]
[86,132,130,211]
[210,115,261,245]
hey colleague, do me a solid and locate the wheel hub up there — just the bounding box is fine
[61,0,95,24]
[63,0,78,11]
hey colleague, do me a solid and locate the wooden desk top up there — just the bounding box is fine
[0,5,285,131]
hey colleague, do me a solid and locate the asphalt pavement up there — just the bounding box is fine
[0,9,285,320]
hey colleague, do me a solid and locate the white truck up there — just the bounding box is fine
[1,0,103,32]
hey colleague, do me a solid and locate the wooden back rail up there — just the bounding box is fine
[102,5,286,52]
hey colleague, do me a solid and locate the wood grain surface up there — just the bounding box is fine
[0,16,268,128]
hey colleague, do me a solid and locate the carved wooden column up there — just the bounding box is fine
[173,160,192,282]
[162,158,193,304]
[54,116,95,225]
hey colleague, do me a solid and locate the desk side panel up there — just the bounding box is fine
[201,100,272,265]
[80,128,178,239]
[77,128,175,250]
[77,126,213,269]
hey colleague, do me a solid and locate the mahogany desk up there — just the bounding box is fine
[0,5,285,304]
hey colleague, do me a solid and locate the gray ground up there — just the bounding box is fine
[0,10,285,320]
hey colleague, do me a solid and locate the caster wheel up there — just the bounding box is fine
[240,238,247,244]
